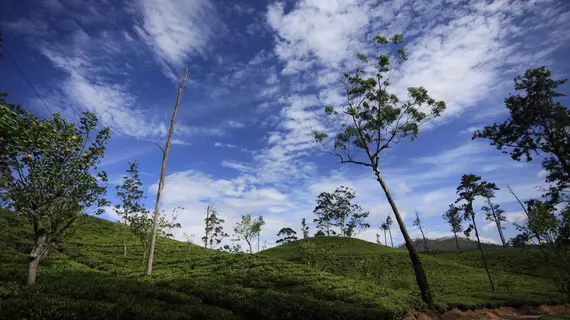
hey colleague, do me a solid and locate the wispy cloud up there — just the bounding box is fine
[133,0,221,79]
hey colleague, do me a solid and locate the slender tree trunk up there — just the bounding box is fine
[508,185,541,243]
[471,213,495,292]
[454,232,460,250]
[496,220,506,248]
[146,69,189,276]
[246,239,252,253]
[123,240,127,257]
[374,168,435,309]
[257,233,260,253]
[388,228,393,248]
[27,233,47,286]
[419,226,429,252]
[384,230,387,246]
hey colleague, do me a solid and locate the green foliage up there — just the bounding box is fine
[233,214,263,253]
[474,67,569,203]
[0,108,110,284]
[202,205,228,249]
[482,198,507,246]
[0,211,413,319]
[261,236,565,309]
[313,186,369,237]
[276,227,298,244]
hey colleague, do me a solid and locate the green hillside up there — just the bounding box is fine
[261,237,564,308]
[397,237,501,252]
[0,211,566,320]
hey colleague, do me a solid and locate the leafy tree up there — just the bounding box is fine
[312,34,445,309]
[147,69,189,276]
[276,227,298,244]
[376,232,381,245]
[0,109,110,285]
[301,217,309,239]
[252,215,265,253]
[114,161,146,257]
[313,186,369,237]
[517,199,559,244]
[314,230,325,237]
[381,222,388,246]
[442,204,463,250]
[202,205,228,249]
[473,67,569,204]
[233,214,258,253]
[481,198,507,247]
[413,209,429,252]
[130,207,180,264]
[455,174,499,292]
[182,232,195,249]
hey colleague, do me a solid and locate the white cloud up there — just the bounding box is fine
[228,121,246,128]
[134,0,220,78]
[214,142,236,149]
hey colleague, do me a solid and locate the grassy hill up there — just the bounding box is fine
[397,237,501,252]
[0,211,566,319]
[261,237,563,308]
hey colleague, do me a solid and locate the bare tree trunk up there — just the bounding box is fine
[257,233,260,253]
[123,240,127,257]
[388,228,393,248]
[471,213,495,292]
[27,233,47,286]
[146,69,189,276]
[374,168,435,309]
[454,232,460,250]
[508,185,541,243]
[420,226,429,252]
[246,239,252,253]
[384,230,387,246]
[496,220,506,248]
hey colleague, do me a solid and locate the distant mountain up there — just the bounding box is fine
[397,236,501,252]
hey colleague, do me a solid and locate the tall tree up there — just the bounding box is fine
[313,34,444,309]
[381,223,388,246]
[276,227,298,244]
[385,216,394,247]
[481,198,507,247]
[114,161,146,257]
[455,174,499,292]
[301,218,310,239]
[252,215,265,253]
[0,109,110,285]
[147,69,189,276]
[442,204,463,250]
[234,214,257,253]
[313,186,370,237]
[473,67,569,204]
[376,232,381,245]
[413,209,429,252]
[202,205,228,249]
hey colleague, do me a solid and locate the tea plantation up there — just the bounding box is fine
[0,210,565,319]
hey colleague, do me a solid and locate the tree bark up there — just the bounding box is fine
[123,240,127,257]
[245,239,252,253]
[496,220,506,248]
[146,70,189,276]
[471,213,495,292]
[374,168,435,309]
[420,226,429,252]
[388,228,393,248]
[27,233,47,286]
[384,230,387,246]
[257,233,260,253]
[454,232,460,250]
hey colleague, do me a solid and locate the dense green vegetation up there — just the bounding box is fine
[1,209,566,319]
[398,237,500,252]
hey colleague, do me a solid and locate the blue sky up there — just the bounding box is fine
[1,0,569,249]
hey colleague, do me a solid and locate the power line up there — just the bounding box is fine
[0,43,53,114]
